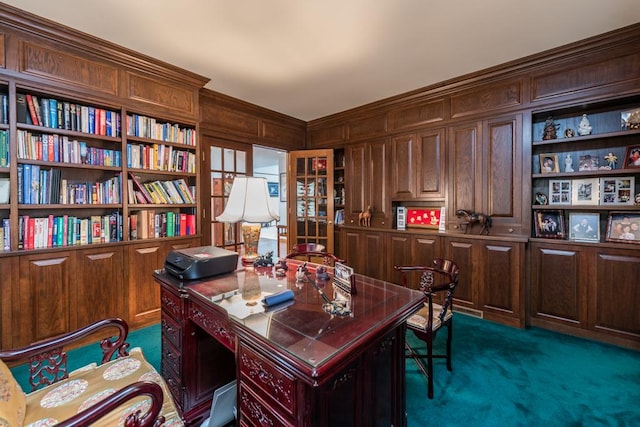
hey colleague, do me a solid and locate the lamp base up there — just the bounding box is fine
[241,223,262,265]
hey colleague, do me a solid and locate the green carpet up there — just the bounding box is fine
[406,314,640,427]
[11,317,640,426]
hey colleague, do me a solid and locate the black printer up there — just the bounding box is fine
[164,246,238,280]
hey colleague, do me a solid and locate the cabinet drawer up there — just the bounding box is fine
[240,383,295,427]
[239,342,296,416]
[161,362,183,410]
[161,314,181,348]
[161,337,182,375]
[161,287,182,319]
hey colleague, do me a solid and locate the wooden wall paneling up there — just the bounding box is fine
[0,32,6,68]
[344,144,366,225]
[342,230,364,274]
[16,252,75,347]
[390,133,416,200]
[592,249,640,341]
[367,140,390,227]
[530,244,585,328]
[362,231,385,280]
[126,72,198,120]
[387,98,446,131]
[450,80,522,119]
[348,112,387,142]
[307,122,346,148]
[73,247,125,329]
[0,256,16,348]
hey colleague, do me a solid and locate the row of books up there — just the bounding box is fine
[126,143,196,173]
[0,130,8,167]
[126,114,196,146]
[18,213,123,250]
[128,173,195,205]
[18,165,121,205]
[130,209,196,239]
[17,130,121,167]
[0,218,9,251]
[17,93,121,137]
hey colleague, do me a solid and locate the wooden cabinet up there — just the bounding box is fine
[344,140,391,228]
[391,128,446,201]
[340,228,386,280]
[530,241,640,349]
[442,235,525,327]
[448,115,524,236]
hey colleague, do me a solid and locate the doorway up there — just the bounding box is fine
[253,146,287,257]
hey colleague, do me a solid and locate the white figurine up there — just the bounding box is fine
[564,154,574,172]
[578,114,592,136]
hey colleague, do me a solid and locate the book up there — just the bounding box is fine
[129,173,153,203]
[25,94,40,125]
[16,93,28,124]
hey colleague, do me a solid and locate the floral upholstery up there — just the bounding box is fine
[406,303,452,332]
[0,358,26,427]
[7,347,182,427]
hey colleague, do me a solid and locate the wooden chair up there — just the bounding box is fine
[394,258,460,398]
[0,318,182,426]
[291,242,325,253]
[285,248,344,266]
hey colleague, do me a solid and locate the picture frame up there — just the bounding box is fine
[578,155,599,171]
[405,207,443,229]
[548,180,571,205]
[599,176,634,205]
[267,182,279,198]
[571,178,599,205]
[605,212,640,244]
[568,212,600,242]
[623,145,640,169]
[534,210,565,239]
[539,153,559,173]
[279,172,287,202]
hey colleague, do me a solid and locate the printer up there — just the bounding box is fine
[164,246,238,280]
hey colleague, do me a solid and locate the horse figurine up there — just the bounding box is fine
[455,209,492,235]
[358,206,372,227]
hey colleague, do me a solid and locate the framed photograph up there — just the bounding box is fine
[623,146,640,169]
[571,178,599,205]
[568,212,600,242]
[621,108,640,130]
[333,261,355,293]
[606,212,640,244]
[406,207,443,229]
[279,172,287,202]
[539,153,559,173]
[578,155,599,171]
[534,210,565,239]
[267,182,279,198]
[599,177,634,205]
[548,180,571,205]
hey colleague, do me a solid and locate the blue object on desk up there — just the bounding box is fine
[262,289,295,307]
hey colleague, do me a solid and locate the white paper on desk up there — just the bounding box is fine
[218,293,265,319]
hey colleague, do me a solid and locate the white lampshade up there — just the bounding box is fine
[216,177,280,223]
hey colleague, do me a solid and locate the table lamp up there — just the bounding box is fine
[216,177,280,265]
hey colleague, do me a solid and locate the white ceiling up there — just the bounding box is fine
[4,1,640,121]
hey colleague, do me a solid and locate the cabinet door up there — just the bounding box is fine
[479,240,525,327]
[288,149,335,252]
[74,247,125,328]
[0,257,17,348]
[345,144,366,226]
[448,122,483,229]
[125,241,164,327]
[387,233,411,284]
[592,248,640,340]
[367,140,390,228]
[441,237,478,312]
[341,229,385,279]
[390,133,416,199]
[16,251,75,346]
[416,128,446,200]
[530,243,587,328]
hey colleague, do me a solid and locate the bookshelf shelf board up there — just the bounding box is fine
[126,135,197,150]
[532,128,640,146]
[129,203,196,208]
[17,160,121,171]
[128,168,196,177]
[18,204,122,209]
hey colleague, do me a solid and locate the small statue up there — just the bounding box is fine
[295,262,309,282]
[542,117,560,140]
[578,114,592,136]
[604,152,618,170]
[275,258,288,277]
[564,154,574,172]
[316,266,330,281]
[253,251,274,268]
[358,206,372,227]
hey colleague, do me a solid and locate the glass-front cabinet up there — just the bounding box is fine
[288,149,335,252]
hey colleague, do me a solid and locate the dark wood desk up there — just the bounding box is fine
[154,260,423,427]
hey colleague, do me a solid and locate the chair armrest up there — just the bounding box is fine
[286,251,345,265]
[56,381,164,427]
[0,317,129,392]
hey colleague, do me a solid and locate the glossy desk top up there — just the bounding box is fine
[155,260,423,372]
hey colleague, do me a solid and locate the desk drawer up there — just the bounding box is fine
[162,337,182,375]
[240,383,295,427]
[161,314,181,348]
[161,362,183,411]
[188,303,235,351]
[161,287,182,319]
[239,343,296,416]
